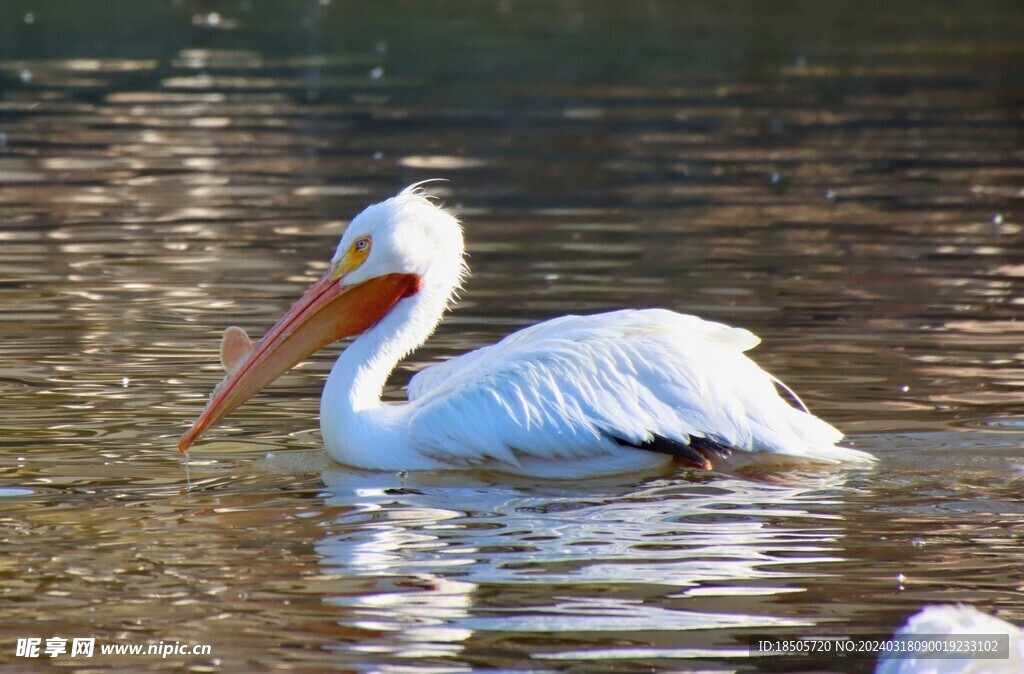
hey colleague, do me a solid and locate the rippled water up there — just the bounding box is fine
[2,2,1024,672]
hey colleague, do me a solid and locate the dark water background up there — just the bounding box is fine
[2,1,1023,671]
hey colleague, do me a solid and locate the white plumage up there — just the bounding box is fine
[401,310,854,473]
[181,185,874,477]
[876,604,1024,674]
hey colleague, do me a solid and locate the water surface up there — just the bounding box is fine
[2,2,1024,672]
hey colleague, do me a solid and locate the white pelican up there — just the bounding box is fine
[179,184,874,477]
[876,604,1024,673]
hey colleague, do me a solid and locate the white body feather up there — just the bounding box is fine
[401,309,861,472]
[876,604,1024,674]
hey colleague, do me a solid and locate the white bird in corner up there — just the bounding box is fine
[876,604,1024,673]
[179,184,874,478]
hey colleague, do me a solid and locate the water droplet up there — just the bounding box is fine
[372,151,384,160]
[20,69,32,83]
[192,11,225,27]
[993,213,1004,225]
[896,573,907,583]
[121,377,129,388]
[900,385,910,393]
[369,66,384,80]
[769,172,782,186]
[910,537,925,548]
[396,470,408,479]
[23,12,35,25]
[824,189,836,201]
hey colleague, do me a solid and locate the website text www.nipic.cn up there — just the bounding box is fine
[16,637,212,659]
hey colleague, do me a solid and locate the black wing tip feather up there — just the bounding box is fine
[614,433,733,471]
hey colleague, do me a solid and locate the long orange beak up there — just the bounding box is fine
[179,272,421,453]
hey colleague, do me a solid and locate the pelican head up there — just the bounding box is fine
[179,184,465,452]
[330,185,466,295]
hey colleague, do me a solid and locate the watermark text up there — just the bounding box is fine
[16,637,211,659]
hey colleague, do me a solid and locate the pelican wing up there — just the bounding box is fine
[406,309,859,470]
[409,309,759,399]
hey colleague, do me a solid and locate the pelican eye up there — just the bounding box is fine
[331,236,373,280]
